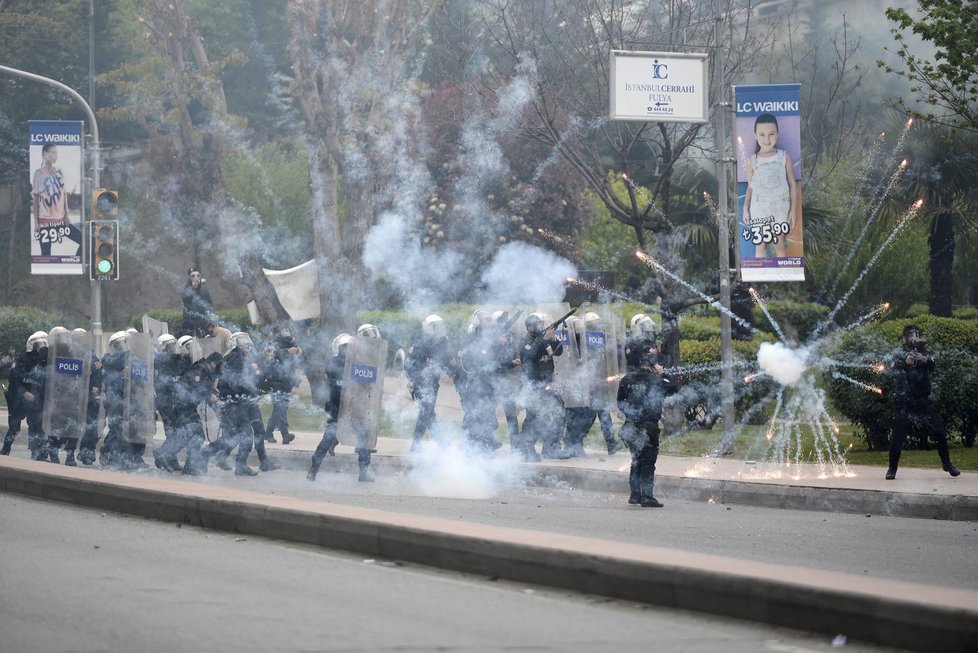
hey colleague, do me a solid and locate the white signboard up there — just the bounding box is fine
[610,51,709,123]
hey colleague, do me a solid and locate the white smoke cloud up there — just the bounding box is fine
[481,241,577,305]
[757,342,809,387]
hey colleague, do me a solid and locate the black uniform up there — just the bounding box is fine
[211,345,275,475]
[170,355,219,475]
[405,335,455,450]
[456,327,505,453]
[887,337,959,478]
[307,350,345,480]
[98,350,127,467]
[181,281,214,338]
[617,357,676,506]
[262,339,300,444]
[2,348,47,458]
[153,349,186,471]
[77,353,103,465]
[518,329,565,461]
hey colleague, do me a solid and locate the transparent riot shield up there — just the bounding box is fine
[142,315,169,344]
[336,335,388,450]
[42,327,92,441]
[581,303,622,410]
[552,317,589,408]
[123,333,156,444]
[191,336,224,362]
[190,337,223,440]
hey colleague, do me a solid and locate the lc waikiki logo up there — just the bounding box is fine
[650,59,669,80]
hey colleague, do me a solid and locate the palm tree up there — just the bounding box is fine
[878,123,978,316]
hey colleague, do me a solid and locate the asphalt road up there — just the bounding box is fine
[0,494,907,653]
[151,455,978,592]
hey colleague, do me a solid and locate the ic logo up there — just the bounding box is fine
[651,59,668,80]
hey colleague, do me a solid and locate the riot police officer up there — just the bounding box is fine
[886,325,960,480]
[617,349,676,507]
[307,333,351,481]
[153,333,186,471]
[455,311,505,453]
[74,328,103,466]
[405,314,456,452]
[99,331,130,468]
[518,313,567,462]
[1,331,48,459]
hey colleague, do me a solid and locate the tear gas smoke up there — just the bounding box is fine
[757,342,808,387]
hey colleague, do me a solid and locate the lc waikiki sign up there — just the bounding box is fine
[734,84,804,282]
[28,120,85,275]
[609,51,709,123]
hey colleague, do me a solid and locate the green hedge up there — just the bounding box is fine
[751,300,829,343]
[0,306,68,376]
[678,336,776,424]
[131,308,253,334]
[825,316,978,450]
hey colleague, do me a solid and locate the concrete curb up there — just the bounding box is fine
[243,446,978,521]
[2,456,977,653]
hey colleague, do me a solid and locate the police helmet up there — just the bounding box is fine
[177,335,194,356]
[630,313,657,337]
[422,314,446,340]
[583,311,601,325]
[108,331,129,352]
[525,313,544,332]
[157,333,178,353]
[71,328,87,336]
[331,333,354,357]
[125,327,139,335]
[26,330,49,352]
[357,323,381,338]
[230,331,253,351]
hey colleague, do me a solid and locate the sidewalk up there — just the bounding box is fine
[3,403,977,520]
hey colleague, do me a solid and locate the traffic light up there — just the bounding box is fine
[90,220,119,281]
[90,189,119,281]
[92,188,118,217]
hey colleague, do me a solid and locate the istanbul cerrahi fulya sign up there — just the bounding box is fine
[609,51,709,123]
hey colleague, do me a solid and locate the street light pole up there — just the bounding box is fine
[713,1,737,454]
[0,64,103,343]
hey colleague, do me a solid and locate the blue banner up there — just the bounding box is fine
[733,84,805,282]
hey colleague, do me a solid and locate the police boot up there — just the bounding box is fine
[64,451,77,467]
[410,436,423,453]
[281,432,295,445]
[0,433,14,455]
[355,448,375,482]
[235,464,258,476]
[606,438,624,455]
[943,462,961,477]
[259,458,281,472]
[306,459,321,482]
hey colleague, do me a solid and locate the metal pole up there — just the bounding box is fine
[0,64,102,343]
[713,2,736,454]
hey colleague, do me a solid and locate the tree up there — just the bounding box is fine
[465,0,778,363]
[284,0,440,335]
[879,0,978,133]
[888,123,978,316]
[101,0,288,325]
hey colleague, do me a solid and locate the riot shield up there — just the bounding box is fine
[142,315,169,344]
[123,333,156,444]
[189,336,224,362]
[552,317,589,408]
[581,303,622,410]
[336,335,388,450]
[42,328,92,441]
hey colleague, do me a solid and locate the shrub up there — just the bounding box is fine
[0,305,66,376]
[130,307,253,334]
[751,300,829,343]
[825,316,978,450]
[678,336,776,424]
